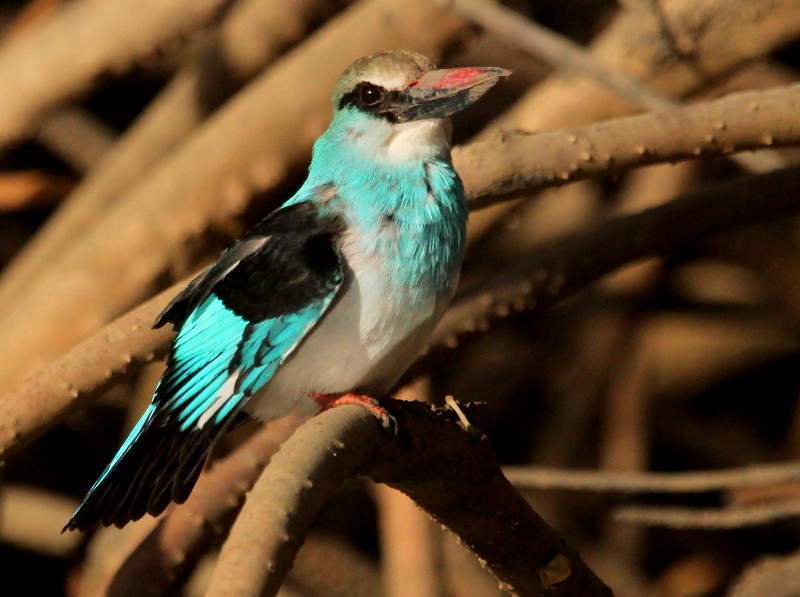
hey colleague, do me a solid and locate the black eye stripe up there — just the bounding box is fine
[338,82,399,122]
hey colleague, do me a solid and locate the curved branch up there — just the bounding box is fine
[0,281,182,460]
[205,400,612,597]
[423,166,800,361]
[0,0,231,149]
[0,0,336,312]
[106,418,300,596]
[457,83,800,210]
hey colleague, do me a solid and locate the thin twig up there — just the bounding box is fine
[615,499,800,529]
[450,0,673,111]
[504,463,800,494]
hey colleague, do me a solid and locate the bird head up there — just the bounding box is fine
[328,51,509,162]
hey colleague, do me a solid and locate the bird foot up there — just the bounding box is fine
[313,392,397,432]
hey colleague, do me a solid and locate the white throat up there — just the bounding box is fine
[347,117,451,164]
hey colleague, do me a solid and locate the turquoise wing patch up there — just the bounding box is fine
[160,290,338,431]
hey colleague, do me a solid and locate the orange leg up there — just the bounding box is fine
[312,392,395,430]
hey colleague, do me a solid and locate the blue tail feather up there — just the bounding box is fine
[62,404,242,531]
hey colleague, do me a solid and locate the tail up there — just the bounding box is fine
[63,405,219,532]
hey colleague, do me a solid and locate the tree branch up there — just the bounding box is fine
[0,281,182,460]
[205,400,613,597]
[0,0,231,149]
[449,0,783,174]
[3,103,800,462]
[0,0,338,312]
[424,166,800,360]
[105,418,301,596]
[490,0,800,133]
[615,499,800,529]
[504,463,800,494]
[458,83,800,210]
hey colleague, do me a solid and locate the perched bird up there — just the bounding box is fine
[64,50,509,531]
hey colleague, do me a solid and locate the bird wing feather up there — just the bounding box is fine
[65,196,344,531]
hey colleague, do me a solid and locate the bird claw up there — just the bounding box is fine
[314,392,398,434]
[376,408,399,435]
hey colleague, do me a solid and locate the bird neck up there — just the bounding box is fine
[302,115,467,232]
[291,115,468,301]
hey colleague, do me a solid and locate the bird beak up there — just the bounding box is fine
[384,66,510,122]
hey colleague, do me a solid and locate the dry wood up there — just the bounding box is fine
[105,419,300,596]
[204,401,613,597]
[0,0,336,311]
[466,0,800,244]
[505,463,800,494]
[34,106,116,172]
[424,166,800,362]
[0,0,230,149]
[728,551,800,597]
[491,0,800,133]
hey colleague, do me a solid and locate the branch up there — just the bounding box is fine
[728,550,800,597]
[449,0,783,174]
[504,463,800,494]
[0,281,182,460]
[106,418,300,596]
[0,170,74,211]
[423,166,800,360]
[287,533,384,597]
[490,0,800,133]
[457,83,800,210]
[0,0,231,149]
[34,106,117,173]
[0,0,337,312]
[0,484,79,557]
[205,400,613,596]
[3,113,800,463]
[464,0,800,259]
[615,500,800,529]
[450,0,673,112]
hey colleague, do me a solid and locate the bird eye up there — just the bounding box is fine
[359,84,384,106]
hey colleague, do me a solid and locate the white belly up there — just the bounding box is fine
[245,252,453,422]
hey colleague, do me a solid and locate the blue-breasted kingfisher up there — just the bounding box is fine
[64,51,509,531]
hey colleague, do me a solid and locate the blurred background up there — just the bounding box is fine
[1,0,800,595]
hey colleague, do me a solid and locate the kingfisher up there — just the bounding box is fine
[64,51,509,531]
